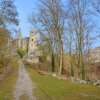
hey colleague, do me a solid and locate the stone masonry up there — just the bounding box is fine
[17,29,42,63]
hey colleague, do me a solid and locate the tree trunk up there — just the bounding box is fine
[51,51,55,73]
[59,40,63,75]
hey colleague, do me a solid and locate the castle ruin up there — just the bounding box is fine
[16,29,42,63]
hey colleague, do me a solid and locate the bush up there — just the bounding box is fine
[17,48,27,58]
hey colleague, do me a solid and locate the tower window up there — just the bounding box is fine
[32,39,33,41]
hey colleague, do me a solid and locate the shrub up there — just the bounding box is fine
[17,48,27,58]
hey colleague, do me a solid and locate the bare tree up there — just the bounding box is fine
[0,0,18,61]
[67,0,93,79]
[29,0,66,74]
[0,0,18,28]
[91,0,100,13]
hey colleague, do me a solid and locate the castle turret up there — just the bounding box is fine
[17,28,22,48]
[21,37,29,52]
[28,30,38,54]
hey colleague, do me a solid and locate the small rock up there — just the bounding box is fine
[93,80,100,86]
[52,73,57,77]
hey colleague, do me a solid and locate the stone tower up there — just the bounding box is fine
[21,37,29,52]
[28,30,38,54]
[17,28,22,48]
[28,30,39,63]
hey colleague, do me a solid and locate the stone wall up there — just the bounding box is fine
[17,30,42,63]
[22,37,29,52]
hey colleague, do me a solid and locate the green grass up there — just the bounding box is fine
[0,57,18,100]
[26,67,100,100]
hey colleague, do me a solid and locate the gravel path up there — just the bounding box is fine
[13,60,36,100]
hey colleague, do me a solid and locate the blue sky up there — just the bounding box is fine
[15,0,38,37]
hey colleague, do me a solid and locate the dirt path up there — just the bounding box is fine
[13,60,36,100]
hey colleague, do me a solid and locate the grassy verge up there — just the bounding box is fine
[0,58,9,74]
[0,67,6,74]
[0,57,19,100]
[26,67,100,100]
